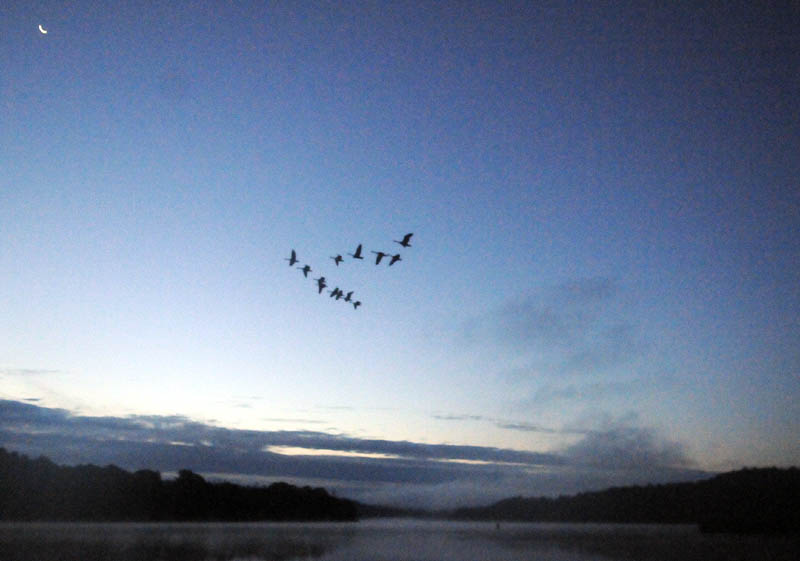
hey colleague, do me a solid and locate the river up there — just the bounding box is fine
[1,519,797,560]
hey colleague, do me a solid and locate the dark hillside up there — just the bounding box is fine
[0,447,357,522]
[450,467,800,534]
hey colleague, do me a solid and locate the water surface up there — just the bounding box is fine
[1,519,797,561]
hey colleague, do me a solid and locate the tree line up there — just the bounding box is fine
[3,446,797,532]
[449,466,800,534]
[0,447,357,521]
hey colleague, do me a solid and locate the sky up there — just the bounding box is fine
[1,1,798,509]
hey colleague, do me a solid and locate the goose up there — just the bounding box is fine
[314,276,327,294]
[388,254,401,266]
[352,300,361,310]
[348,244,364,260]
[329,287,342,299]
[394,233,413,248]
[331,254,343,266]
[285,249,298,266]
[372,251,388,265]
[297,264,311,277]
[343,291,354,302]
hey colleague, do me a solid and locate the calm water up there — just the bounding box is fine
[1,519,797,561]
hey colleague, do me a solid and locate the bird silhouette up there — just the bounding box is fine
[394,233,413,248]
[388,254,401,266]
[352,300,361,310]
[285,249,299,266]
[348,244,364,260]
[372,251,388,265]
[298,264,311,277]
[329,287,342,299]
[331,255,343,266]
[343,291,353,302]
[314,276,327,294]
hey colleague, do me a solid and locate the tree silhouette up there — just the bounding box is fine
[0,448,357,522]
[450,466,800,534]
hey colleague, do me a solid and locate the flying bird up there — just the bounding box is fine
[329,287,342,299]
[298,265,311,277]
[343,291,353,302]
[388,254,402,266]
[314,276,327,294]
[285,249,298,267]
[348,244,364,260]
[394,233,413,248]
[372,251,388,265]
[352,301,361,310]
[331,254,344,266]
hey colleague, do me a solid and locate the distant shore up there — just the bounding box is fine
[445,467,800,534]
[0,448,357,522]
[2,447,798,533]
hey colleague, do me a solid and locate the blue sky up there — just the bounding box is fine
[1,1,798,508]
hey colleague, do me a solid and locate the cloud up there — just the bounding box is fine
[493,421,560,434]
[0,368,61,376]
[432,412,570,435]
[431,413,487,422]
[0,399,561,468]
[564,425,694,471]
[0,400,706,508]
[488,277,617,347]
[559,411,697,476]
[261,418,327,424]
[462,277,642,375]
[525,378,644,405]
[348,461,708,510]
[358,476,524,510]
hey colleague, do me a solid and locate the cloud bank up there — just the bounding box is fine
[0,399,707,508]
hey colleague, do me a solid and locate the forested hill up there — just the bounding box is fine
[0,447,357,521]
[450,467,800,534]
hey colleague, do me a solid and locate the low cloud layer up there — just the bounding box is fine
[0,399,707,508]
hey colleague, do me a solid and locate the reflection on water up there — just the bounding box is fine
[0,522,352,561]
[1,520,798,561]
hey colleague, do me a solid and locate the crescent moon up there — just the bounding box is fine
[38,24,48,34]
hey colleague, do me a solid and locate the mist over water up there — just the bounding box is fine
[1,520,798,561]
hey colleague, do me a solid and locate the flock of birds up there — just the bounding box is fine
[285,233,414,310]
